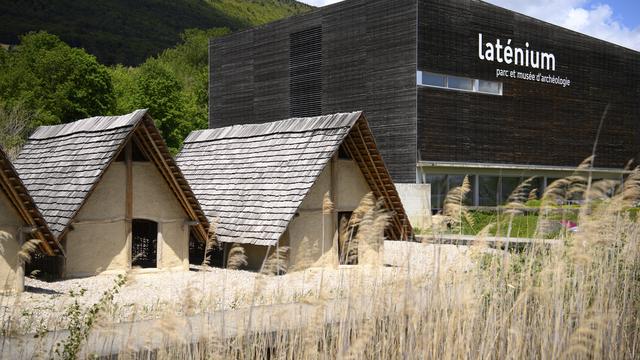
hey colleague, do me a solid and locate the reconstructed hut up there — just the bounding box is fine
[14,110,209,278]
[177,112,412,271]
[0,147,60,292]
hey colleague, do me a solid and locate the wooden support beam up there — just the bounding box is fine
[355,121,411,239]
[348,120,408,240]
[125,142,133,267]
[0,162,57,256]
[137,123,208,242]
[342,133,400,239]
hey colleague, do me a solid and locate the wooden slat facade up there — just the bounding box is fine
[210,0,417,183]
[210,0,640,181]
[417,0,640,169]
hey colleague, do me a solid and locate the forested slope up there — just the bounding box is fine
[0,0,311,65]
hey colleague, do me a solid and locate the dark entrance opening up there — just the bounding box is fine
[132,219,158,268]
[338,211,359,265]
[25,251,64,281]
[189,234,224,268]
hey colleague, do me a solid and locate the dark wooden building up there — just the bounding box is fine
[209,0,640,208]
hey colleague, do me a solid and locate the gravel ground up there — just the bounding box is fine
[1,242,482,334]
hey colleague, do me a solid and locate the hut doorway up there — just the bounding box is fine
[132,219,158,268]
[189,234,224,268]
[338,211,358,265]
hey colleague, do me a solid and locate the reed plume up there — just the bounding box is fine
[621,166,640,208]
[227,243,248,270]
[354,199,390,265]
[17,238,41,263]
[343,192,377,264]
[261,246,289,276]
[442,175,473,230]
[322,191,334,215]
[202,218,219,267]
[505,177,534,216]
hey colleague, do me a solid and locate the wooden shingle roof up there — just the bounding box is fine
[14,110,209,242]
[177,112,412,246]
[0,147,60,256]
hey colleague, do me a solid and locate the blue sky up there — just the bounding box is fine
[299,0,640,51]
[602,0,640,28]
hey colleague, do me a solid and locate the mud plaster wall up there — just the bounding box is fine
[0,190,22,291]
[65,161,190,277]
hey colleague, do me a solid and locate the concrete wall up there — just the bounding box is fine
[0,190,22,292]
[286,156,374,270]
[395,183,432,230]
[65,160,190,277]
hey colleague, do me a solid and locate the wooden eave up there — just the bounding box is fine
[133,115,210,242]
[0,151,60,256]
[342,114,413,240]
[55,112,209,243]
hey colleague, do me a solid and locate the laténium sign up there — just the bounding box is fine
[478,33,571,87]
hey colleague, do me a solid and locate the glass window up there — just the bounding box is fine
[500,177,522,204]
[426,174,476,209]
[447,76,474,91]
[479,176,499,207]
[421,72,446,87]
[447,175,475,206]
[426,175,447,210]
[417,70,503,96]
[478,80,502,95]
[527,177,544,202]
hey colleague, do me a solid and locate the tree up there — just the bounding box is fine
[131,59,192,153]
[109,64,139,115]
[0,31,115,126]
[109,28,230,153]
[0,101,35,159]
[153,28,230,128]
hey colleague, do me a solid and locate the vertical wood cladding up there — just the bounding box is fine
[289,27,322,117]
[321,0,417,181]
[417,0,640,169]
[210,0,639,179]
[210,0,417,182]
[209,30,255,128]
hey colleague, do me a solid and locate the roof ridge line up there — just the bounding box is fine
[184,124,353,144]
[28,109,147,141]
[184,111,363,144]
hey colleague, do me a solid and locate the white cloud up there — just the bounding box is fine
[300,0,343,6]
[485,0,640,50]
[297,0,640,51]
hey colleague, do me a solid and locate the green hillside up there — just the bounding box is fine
[0,0,312,66]
[208,0,312,27]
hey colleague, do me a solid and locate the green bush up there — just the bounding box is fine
[460,211,539,238]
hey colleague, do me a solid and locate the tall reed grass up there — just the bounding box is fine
[2,162,639,359]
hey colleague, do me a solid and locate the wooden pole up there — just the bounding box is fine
[125,143,133,267]
[15,228,24,293]
[330,154,338,265]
